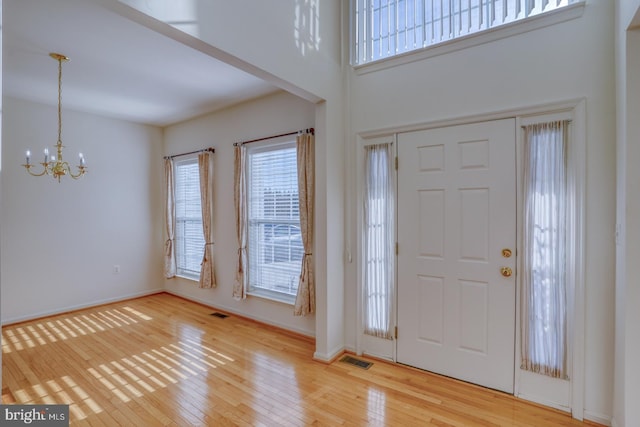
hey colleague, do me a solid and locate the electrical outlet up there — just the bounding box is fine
[113,265,120,274]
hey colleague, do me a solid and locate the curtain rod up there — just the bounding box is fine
[164,147,215,160]
[520,119,572,128]
[233,128,314,147]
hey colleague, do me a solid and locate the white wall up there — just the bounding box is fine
[163,91,316,336]
[1,0,4,388]
[614,2,640,426]
[112,0,347,360]
[116,0,342,101]
[346,0,615,422]
[1,96,164,323]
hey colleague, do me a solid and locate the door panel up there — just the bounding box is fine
[397,119,516,393]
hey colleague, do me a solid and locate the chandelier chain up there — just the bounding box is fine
[57,55,62,146]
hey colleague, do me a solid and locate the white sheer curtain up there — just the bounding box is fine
[521,120,569,379]
[363,143,394,339]
[164,158,177,278]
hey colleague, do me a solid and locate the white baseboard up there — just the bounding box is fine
[584,410,612,426]
[313,343,345,362]
[516,392,570,413]
[1,288,164,325]
[343,344,357,354]
[164,289,316,339]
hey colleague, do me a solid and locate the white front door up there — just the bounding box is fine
[397,119,516,393]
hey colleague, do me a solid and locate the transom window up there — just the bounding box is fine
[174,157,204,279]
[352,0,580,65]
[247,141,302,303]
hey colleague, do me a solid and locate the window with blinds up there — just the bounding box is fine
[174,157,204,279]
[247,141,302,302]
[352,0,581,65]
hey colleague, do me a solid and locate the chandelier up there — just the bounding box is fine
[23,53,87,182]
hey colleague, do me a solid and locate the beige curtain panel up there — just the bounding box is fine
[198,152,216,288]
[233,145,248,300]
[163,158,177,278]
[294,133,315,316]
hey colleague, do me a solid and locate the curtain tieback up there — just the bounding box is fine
[300,255,312,280]
[300,254,313,281]
[237,247,247,274]
[201,243,215,266]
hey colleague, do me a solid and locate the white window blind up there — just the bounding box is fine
[174,157,204,279]
[247,142,302,301]
[352,0,580,65]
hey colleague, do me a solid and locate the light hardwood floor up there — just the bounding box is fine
[2,293,603,426]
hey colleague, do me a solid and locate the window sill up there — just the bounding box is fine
[247,288,296,306]
[176,273,200,282]
[353,2,585,75]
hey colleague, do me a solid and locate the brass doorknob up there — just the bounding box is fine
[500,267,513,277]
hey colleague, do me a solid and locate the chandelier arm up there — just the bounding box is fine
[23,164,50,177]
[68,167,87,180]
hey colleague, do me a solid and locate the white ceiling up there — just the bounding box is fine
[2,0,281,127]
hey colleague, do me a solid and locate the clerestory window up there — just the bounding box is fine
[352,0,582,66]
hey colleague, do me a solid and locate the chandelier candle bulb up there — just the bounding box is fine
[79,153,85,166]
[44,147,49,163]
[25,151,30,165]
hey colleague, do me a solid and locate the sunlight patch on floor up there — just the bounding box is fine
[80,341,236,406]
[10,376,103,421]
[1,306,154,353]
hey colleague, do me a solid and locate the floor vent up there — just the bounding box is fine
[339,355,373,370]
[210,312,229,319]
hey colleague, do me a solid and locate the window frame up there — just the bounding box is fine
[245,138,302,305]
[350,0,585,73]
[173,155,204,281]
[355,134,398,358]
[514,105,585,414]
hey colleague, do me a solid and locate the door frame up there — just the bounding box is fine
[355,99,586,419]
